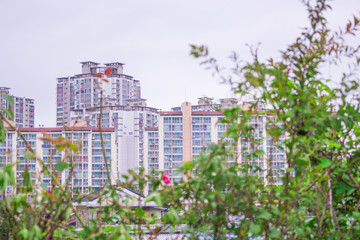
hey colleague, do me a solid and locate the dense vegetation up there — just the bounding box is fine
[1,0,360,239]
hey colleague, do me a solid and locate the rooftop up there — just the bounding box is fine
[80,61,100,65]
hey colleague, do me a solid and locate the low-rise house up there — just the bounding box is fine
[69,187,165,228]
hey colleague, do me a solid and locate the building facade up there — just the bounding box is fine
[56,62,141,126]
[0,126,117,199]
[144,99,287,189]
[70,98,159,178]
[0,87,35,128]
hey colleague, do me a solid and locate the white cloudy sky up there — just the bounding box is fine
[0,0,358,126]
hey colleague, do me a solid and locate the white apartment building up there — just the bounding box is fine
[56,61,141,126]
[0,126,117,199]
[0,87,35,128]
[144,99,287,189]
[70,98,159,179]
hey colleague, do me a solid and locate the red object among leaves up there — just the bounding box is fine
[162,172,171,185]
[104,67,112,76]
[94,73,102,78]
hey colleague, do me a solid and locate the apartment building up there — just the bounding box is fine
[144,98,287,188]
[70,98,159,178]
[0,87,35,128]
[0,126,117,199]
[56,61,141,126]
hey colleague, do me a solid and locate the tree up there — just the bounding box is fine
[158,0,360,239]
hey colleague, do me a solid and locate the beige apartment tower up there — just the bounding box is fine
[144,99,287,189]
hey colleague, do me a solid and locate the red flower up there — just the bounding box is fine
[162,172,171,185]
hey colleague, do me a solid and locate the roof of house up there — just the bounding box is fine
[73,187,163,209]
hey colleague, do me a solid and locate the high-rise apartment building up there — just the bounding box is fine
[0,87,35,128]
[56,62,141,126]
[0,126,117,199]
[144,98,287,189]
[70,98,159,178]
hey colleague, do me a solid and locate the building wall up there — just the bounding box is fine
[0,127,117,198]
[182,102,192,164]
[14,97,35,128]
[119,111,138,176]
[144,100,287,192]
[69,101,159,178]
[56,77,72,126]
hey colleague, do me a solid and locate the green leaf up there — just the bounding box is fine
[68,143,79,152]
[0,121,6,142]
[135,207,145,218]
[55,161,68,172]
[24,151,35,159]
[64,207,72,219]
[1,108,13,119]
[0,173,8,190]
[107,225,131,240]
[2,164,16,187]
[22,168,33,191]
[267,127,282,138]
[269,229,281,238]
[258,210,272,220]
[334,181,353,195]
[325,139,341,149]
[3,94,14,106]
[55,145,65,151]
[164,209,180,227]
[31,225,42,239]
[295,158,309,166]
[18,228,29,239]
[145,192,162,207]
[249,222,261,235]
[103,226,115,233]
[183,161,195,170]
[319,158,331,169]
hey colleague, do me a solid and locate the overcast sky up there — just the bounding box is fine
[0,0,358,126]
